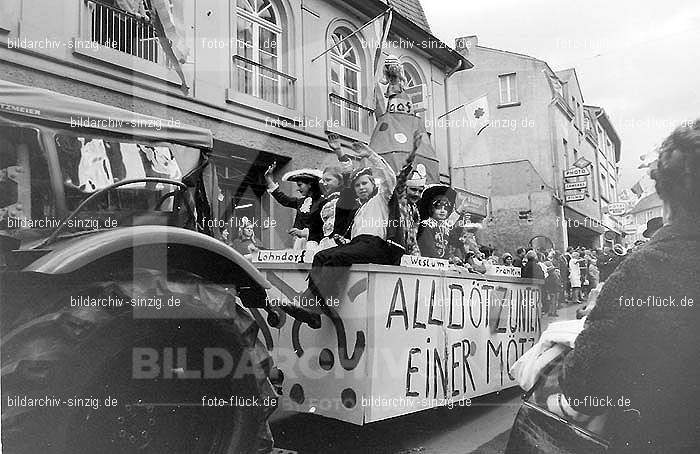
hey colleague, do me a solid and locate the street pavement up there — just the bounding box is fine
[271,303,583,454]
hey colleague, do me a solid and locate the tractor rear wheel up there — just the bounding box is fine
[1,268,276,454]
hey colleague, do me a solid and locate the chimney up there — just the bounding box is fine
[455,35,478,57]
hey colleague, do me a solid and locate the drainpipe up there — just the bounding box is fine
[444,60,463,185]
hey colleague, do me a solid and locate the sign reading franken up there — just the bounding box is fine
[369,56,439,183]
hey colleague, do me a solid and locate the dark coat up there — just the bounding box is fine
[386,160,415,261]
[270,188,322,231]
[522,260,545,279]
[560,220,700,453]
[416,220,462,260]
[332,185,358,241]
[544,271,561,293]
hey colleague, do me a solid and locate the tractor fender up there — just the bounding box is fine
[24,225,271,289]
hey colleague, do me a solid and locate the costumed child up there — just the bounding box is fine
[307,132,358,251]
[307,162,345,251]
[416,184,469,262]
[392,162,425,257]
[264,163,323,249]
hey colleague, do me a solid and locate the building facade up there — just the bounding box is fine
[585,105,624,241]
[446,35,622,252]
[0,0,467,248]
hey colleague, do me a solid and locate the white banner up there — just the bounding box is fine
[251,265,542,424]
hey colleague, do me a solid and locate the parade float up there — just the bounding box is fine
[251,57,544,425]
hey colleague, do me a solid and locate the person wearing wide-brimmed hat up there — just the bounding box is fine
[643,216,664,239]
[264,164,323,249]
[416,184,468,261]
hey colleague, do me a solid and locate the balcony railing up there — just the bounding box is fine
[329,93,375,135]
[233,55,296,109]
[85,0,170,67]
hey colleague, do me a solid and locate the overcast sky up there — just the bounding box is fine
[423,0,700,191]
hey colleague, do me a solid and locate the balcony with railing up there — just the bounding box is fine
[83,0,171,69]
[328,93,375,136]
[232,55,296,109]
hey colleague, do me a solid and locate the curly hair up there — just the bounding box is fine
[651,120,700,218]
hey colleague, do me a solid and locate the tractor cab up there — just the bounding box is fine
[0,80,218,264]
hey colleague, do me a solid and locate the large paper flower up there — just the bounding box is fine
[300,197,313,213]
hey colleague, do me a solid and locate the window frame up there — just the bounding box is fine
[498,72,518,105]
[403,62,427,116]
[600,171,608,201]
[328,28,364,134]
[234,0,284,105]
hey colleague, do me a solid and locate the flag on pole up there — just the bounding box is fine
[463,95,490,135]
[368,9,393,117]
[630,181,644,197]
[372,10,393,78]
[311,9,391,63]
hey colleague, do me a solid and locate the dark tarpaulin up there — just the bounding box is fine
[0,79,213,149]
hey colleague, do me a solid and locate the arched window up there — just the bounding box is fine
[403,63,426,116]
[235,0,289,105]
[329,29,362,132]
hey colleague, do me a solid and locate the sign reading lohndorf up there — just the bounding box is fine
[253,249,314,263]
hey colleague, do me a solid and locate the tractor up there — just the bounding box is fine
[0,79,278,453]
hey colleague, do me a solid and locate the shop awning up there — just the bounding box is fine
[564,207,606,235]
[0,79,213,149]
